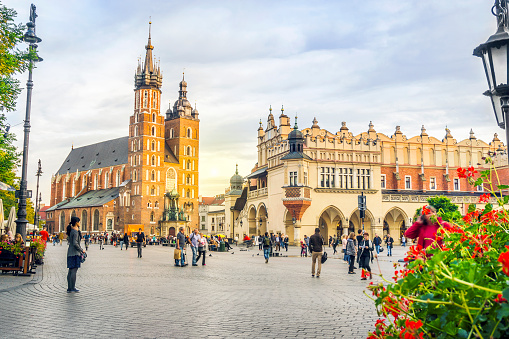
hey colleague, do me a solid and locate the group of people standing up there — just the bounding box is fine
[343,230,377,279]
[174,228,208,267]
[256,233,289,252]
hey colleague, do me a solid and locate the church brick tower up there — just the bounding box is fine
[128,22,166,228]
[165,74,200,229]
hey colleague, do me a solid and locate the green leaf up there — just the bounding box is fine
[468,204,476,213]
[457,329,468,338]
[498,184,509,190]
[482,203,493,215]
[497,303,509,320]
[503,287,509,301]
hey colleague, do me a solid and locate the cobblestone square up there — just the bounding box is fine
[0,243,408,338]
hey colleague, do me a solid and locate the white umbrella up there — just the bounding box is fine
[6,206,16,235]
[0,181,15,191]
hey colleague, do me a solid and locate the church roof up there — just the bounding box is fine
[47,187,120,211]
[56,136,128,175]
[280,152,312,160]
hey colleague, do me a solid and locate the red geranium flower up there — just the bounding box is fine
[478,193,491,203]
[400,319,424,339]
[494,294,508,303]
[499,246,509,276]
[457,167,467,178]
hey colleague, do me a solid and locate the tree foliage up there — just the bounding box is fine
[0,2,30,112]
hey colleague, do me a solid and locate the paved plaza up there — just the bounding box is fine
[0,242,409,338]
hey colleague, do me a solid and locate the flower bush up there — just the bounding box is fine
[30,238,46,259]
[368,160,509,338]
[0,241,24,257]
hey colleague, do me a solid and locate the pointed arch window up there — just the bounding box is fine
[60,212,66,232]
[151,155,156,166]
[151,140,155,151]
[170,128,175,138]
[150,211,155,222]
[152,113,156,122]
[187,160,191,170]
[93,209,100,231]
[155,201,159,208]
[105,172,109,189]
[151,170,155,181]
[152,93,157,109]
[116,170,121,186]
[187,146,191,156]
[82,210,88,232]
[143,90,148,108]
[134,126,139,137]
[135,113,139,123]
[187,174,191,184]
[152,126,156,136]
[151,185,156,196]
[147,200,152,208]
[186,189,190,198]
[187,128,192,138]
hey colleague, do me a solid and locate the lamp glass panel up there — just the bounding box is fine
[490,93,505,127]
[483,51,495,91]
[490,44,508,87]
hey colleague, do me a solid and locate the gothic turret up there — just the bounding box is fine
[135,22,162,90]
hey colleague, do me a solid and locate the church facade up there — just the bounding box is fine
[223,107,508,245]
[46,26,200,237]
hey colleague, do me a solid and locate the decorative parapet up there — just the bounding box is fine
[248,187,268,199]
[314,188,378,194]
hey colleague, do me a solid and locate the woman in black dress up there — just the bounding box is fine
[67,216,85,293]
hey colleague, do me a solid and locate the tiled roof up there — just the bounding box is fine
[56,137,128,175]
[47,187,120,211]
[200,197,225,206]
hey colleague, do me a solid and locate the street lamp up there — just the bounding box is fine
[474,0,509,160]
[15,4,42,241]
[34,159,42,227]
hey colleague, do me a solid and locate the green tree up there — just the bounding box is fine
[0,3,31,111]
[0,2,31,219]
[423,196,462,222]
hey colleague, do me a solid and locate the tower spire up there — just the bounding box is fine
[144,20,154,74]
[135,20,162,90]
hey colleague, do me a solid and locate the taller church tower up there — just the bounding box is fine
[128,22,166,227]
[165,74,200,230]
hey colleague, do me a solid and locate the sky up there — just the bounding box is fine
[2,0,504,205]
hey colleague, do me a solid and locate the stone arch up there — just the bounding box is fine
[348,208,374,235]
[383,207,409,244]
[318,205,346,241]
[256,203,268,235]
[247,204,257,236]
[283,209,295,244]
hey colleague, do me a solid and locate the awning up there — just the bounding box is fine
[245,167,267,179]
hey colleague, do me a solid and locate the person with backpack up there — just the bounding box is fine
[136,228,145,258]
[188,229,200,266]
[373,234,382,254]
[309,228,324,278]
[258,234,264,251]
[262,232,272,263]
[358,232,376,280]
[195,232,207,266]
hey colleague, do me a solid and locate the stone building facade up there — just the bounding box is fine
[46,25,200,236]
[225,106,508,245]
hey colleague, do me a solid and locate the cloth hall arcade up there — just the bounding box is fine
[224,107,508,245]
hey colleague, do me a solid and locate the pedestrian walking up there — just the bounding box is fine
[123,233,129,250]
[356,229,363,264]
[84,233,90,251]
[66,216,85,293]
[99,234,104,250]
[189,229,200,266]
[386,234,394,256]
[346,232,357,274]
[262,232,271,263]
[136,228,145,258]
[304,235,310,254]
[176,227,186,266]
[401,235,406,247]
[358,232,376,280]
[258,234,263,251]
[328,235,332,247]
[309,228,324,277]
[373,234,382,254]
[284,235,289,252]
[342,234,348,262]
[59,232,64,246]
[332,235,338,255]
[195,233,207,266]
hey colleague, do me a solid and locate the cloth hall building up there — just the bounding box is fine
[223,107,508,245]
[46,27,200,236]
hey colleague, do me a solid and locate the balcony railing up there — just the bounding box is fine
[248,187,268,198]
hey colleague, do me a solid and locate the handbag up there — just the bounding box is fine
[173,248,181,260]
[379,247,384,252]
[321,251,328,264]
[80,252,87,263]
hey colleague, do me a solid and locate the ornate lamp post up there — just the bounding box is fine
[474,0,509,160]
[15,4,42,241]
